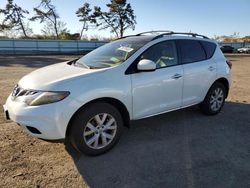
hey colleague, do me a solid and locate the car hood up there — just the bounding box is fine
[18,60,104,90]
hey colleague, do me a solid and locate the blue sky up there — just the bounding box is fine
[0,0,249,38]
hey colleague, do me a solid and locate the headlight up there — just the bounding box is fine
[24,91,70,106]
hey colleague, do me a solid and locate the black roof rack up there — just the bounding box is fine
[135,30,173,36]
[117,30,173,40]
[119,30,209,40]
[152,32,209,40]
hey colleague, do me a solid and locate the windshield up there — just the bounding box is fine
[76,37,152,69]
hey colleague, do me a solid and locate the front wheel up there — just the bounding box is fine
[200,82,226,115]
[68,102,124,155]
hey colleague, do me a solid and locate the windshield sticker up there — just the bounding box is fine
[118,46,134,53]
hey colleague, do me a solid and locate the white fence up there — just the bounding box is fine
[219,42,250,49]
[0,39,108,55]
[0,39,249,55]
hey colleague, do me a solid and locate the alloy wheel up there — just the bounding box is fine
[83,113,117,149]
[210,88,224,111]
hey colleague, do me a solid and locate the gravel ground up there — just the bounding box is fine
[0,55,250,188]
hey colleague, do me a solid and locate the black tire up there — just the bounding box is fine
[199,82,226,115]
[68,102,124,155]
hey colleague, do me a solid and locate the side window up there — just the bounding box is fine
[178,40,206,64]
[201,41,216,59]
[140,41,178,68]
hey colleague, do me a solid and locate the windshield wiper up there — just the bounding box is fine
[88,65,99,69]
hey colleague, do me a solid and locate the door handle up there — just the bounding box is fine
[208,66,215,71]
[171,73,182,79]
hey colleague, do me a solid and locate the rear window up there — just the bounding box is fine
[177,40,206,64]
[201,41,216,59]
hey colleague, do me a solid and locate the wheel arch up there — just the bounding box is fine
[214,77,229,98]
[204,77,229,100]
[65,97,130,138]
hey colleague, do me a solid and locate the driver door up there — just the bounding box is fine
[131,41,183,119]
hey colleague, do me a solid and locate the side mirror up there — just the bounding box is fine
[137,59,156,72]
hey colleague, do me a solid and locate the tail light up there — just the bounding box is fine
[226,60,232,69]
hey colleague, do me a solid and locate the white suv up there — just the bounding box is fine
[3,31,231,155]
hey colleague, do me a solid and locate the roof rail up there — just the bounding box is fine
[117,31,209,40]
[117,30,173,40]
[116,35,137,40]
[135,30,173,36]
[152,32,209,40]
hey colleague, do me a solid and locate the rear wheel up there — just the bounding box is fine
[69,102,123,155]
[200,82,226,115]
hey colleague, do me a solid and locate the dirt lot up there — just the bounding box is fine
[0,55,250,188]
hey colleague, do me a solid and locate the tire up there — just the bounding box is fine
[69,102,124,155]
[199,82,226,115]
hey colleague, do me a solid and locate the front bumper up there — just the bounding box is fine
[3,94,74,140]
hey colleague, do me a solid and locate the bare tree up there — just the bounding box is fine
[30,0,60,39]
[0,0,30,37]
[1,27,20,38]
[0,24,10,31]
[41,20,68,37]
[76,3,93,40]
[91,0,136,38]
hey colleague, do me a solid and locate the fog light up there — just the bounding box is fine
[26,126,41,134]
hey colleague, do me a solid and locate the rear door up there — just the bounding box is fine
[176,39,217,106]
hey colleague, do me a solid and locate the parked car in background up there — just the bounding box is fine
[237,46,250,53]
[3,31,232,155]
[220,45,235,53]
